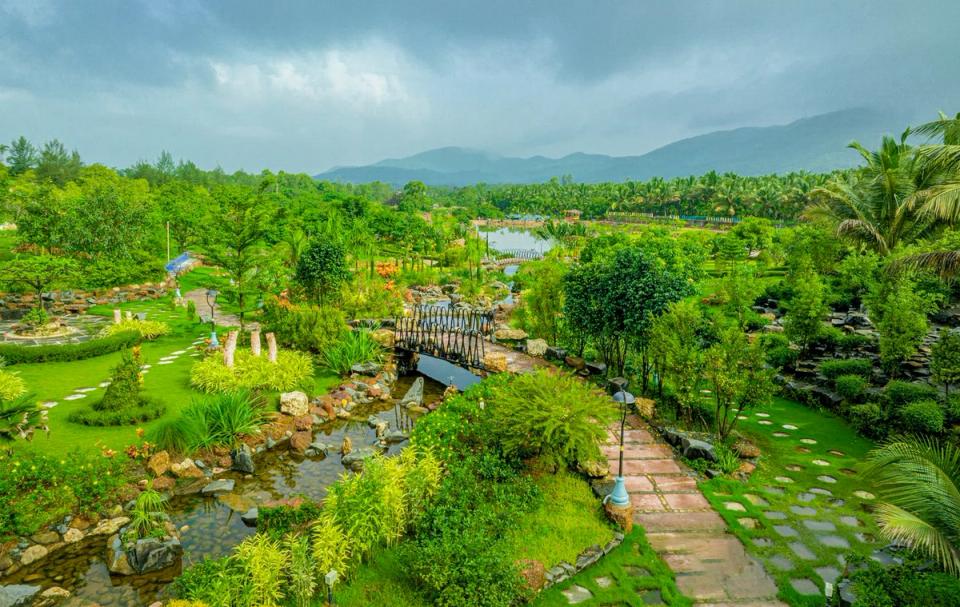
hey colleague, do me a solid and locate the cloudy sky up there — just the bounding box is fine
[1,0,957,173]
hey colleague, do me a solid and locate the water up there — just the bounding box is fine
[1,374,446,606]
[416,354,482,390]
[477,227,553,254]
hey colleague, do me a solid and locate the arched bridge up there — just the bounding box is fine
[394,306,495,370]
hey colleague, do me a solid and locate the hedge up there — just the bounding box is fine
[0,330,141,364]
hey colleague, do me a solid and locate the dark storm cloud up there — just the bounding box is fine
[0,0,957,172]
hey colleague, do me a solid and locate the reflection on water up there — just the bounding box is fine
[2,374,447,606]
[416,354,482,390]
[477,227,552,254]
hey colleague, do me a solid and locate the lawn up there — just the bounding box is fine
[698,397,881,606]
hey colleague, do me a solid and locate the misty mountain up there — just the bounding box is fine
[315,108,907,185]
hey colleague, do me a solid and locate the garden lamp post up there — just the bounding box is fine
[206,289,219,347]
[608,388,635,507]
[325,569,339,605]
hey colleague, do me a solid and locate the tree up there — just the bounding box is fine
[782,264,829,354]
[296,239,348,306]
[36,139,82,186]
[720,263,762,330]
[650,300,705,421]
[156,181,211,252]
[932,331,960,398]
[872,278,937,375]
[705,324,775,441]
[865,437,960,575]
[6,136,37,176]
[516,259,566,345]
[1,255,78,314]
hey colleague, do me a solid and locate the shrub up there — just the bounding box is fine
[410,383,498,464]
[321,329,384,376]
[846,553,960,607]
[99,319,170,340]
[284,534,315,607]
[234,534,289,607]
[766,346,798,369]
[261,297,346,353]
[835,374,868,403]
[186,299,197,321]
[485,370,617,471]
[68,400,165,426]
[848,403,888,439]
[0,330,140,364]
[149,391,268,452]
[190,349,314,393]
[838,332,874,353]
[811,325,844,350]
[898,399,945,434]
[258,501,324,539]
[882,380,939,409]
[758,333,789,350]
[69,347,165,426]
[174,556,245,606]
[820,358,873,379]
[311,514,352,580]
[0,368,26,402]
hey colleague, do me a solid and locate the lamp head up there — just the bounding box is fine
[325,569,339,587]
[612,390,636,406]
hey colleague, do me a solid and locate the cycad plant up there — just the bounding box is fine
[0,393,46,441]
[864,436,960,575]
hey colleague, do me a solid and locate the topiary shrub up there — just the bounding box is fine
[835,374,868,403]
[68,347,164,426]
[898,399,945,434]
[848,403,888,439]
[820,358,873,379]
[882,380,939,409]
[190,349,314,393]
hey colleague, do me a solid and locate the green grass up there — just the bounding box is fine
[698,397,880,606]
[334,546,431,607]
[532,527,692,607]
[0,229,17,261]
[503,471,616,568]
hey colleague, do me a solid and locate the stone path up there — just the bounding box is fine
[183,288,251,329]
[603,416,786,606]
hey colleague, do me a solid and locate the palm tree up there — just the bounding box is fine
[865,436,960,575]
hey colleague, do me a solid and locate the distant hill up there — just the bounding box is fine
[315,108,907,185]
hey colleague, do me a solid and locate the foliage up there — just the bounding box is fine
[0,329,140,364]
[99,319,171,340]
[234,534,289,607]
[515,258,567,344]
[174,556,245,607]
[295,239,349,305]
[650,300,706,420]
[704,324,775,441]
[872,278,938,374]
[932,330,960,398]
[848,403,887,439]
[260,297,346,353]
[321,329,384,376]
[898,400,946,434]
[190,349,314,393]
[865,436,960,575]
[882,381,939,408]
[485,370,617,471]
[766,345,798,369]
[69,347,166,426]
[312,513,352,581]
[126,487,168,542]
[820,358,873,379]
[846,552,960,607]
[835,374,868,403]
[409,384,497,462]
[0,254,78,312]
[0,367,26,402]
[782,262,829,353]
[719,262,763,330]
[284,534,316,607]
[149,391,268,452]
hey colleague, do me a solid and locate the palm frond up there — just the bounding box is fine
[890,250,960,280]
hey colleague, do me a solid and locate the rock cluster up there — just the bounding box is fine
[0,278,174,320]
[540,533,624,590]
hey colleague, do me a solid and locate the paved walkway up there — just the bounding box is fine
[603,416,786,606]
[183,288,251,329]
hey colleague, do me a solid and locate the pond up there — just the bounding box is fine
[0,373,447,607]
[477,227,553,255]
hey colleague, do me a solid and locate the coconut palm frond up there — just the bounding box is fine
[890,250,960,280]
[874,503,960,576]
[836,218,888,254]
[910,182,960,223]
[915,144,960,175]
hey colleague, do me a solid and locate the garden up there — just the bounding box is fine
[1,113,960,607]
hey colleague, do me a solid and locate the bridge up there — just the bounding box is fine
[394,306,495,370]
[483,248,544,267]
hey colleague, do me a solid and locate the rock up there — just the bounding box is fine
[546,346,567,361]
[38,586,71,603]
[240,507,259,527]
[525,338,548,357]
[585,361,607,375]
[0,585,40,607]
[63,529,84,544]
[170,458,204,479]
[483,352,508,372]
[218,493,254,513]
[350,362,382,376]
[733,439,761,459]
[400,377,424,408]
[90,517,130,536]
[231,444,255,474]
[31,531,59,545]
[341,447,378,472]
[146,451,170,477]
[494,327,527,341]
[681,437,717,462]
[564,355,586,370]
[661,427,686,447]
[152,476,175,492]
[518,559,546,591]
[279,391,309,417]
[111,535,183,575]
[575,544,603,570]
[293,414,314,431]
[19,545,48,566]
[289,430,312,453]
[384,430,409,444]
[577,460,609,478]
[603,501,633,532]
[201,479,235,494]
[370,328,395,348]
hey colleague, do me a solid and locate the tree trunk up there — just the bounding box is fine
[250,329,262,356]
[266,332,278,363]
[224,330,239,368]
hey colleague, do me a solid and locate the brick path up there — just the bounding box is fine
[604,417,786,606]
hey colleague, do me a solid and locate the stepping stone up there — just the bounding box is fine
[159,356,177,361]
[790,579,821,596]
[190,353,200,357]
[797,492,816,503]
[817,535,850,549]
[815,566,841,584]
[855,533,875,544]
[158,361,174,365]
[812,459,830,466]
[763,486,785,495]
[796,447,812,454]
[98,381,111,388]
[753,538,773,547]
[639,589,663,605]
[789,542,816,560]
[786,464,803,472]
[772,432,789,437]
[562,585,593,604]
[40,401,57,409]
[853,491,875,500]
[756,412,770,417]
[839,516,861,527]
[803,520,836,532]
[141,369,150,375]
[817,475,837,484]
[724,502,746,512]
[782,424,798,430]
[758,420,773,425]
[64,394,87,400]
[773,525,798,537]
[769,555,794,571]
[141,364,152,369]
[810,488,833,496]
[828,450,845,457]
[595,576,613,588]
[800,438,817,444]
[840,468,857,476]
[172,350,187,355]
[623,566,651,577]
[737,415,748,420]
[744,494,769,506]
[774,476,794,483]
[830,499,846,508]
[738,517,759,530]
[764,511,787,520]
[790,505,817,516]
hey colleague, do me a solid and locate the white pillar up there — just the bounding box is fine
[113,309,122,324]
[125,310,133,321]
[224,330,239,368]
[266,332,278,363]
[250,329,261,357]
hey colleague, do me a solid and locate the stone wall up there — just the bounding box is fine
[0,278,175,320]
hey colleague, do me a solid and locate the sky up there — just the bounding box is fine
[1,0,958,173]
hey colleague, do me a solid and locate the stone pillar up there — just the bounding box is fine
[224,330,239,368]
[113,309,122,324]
[125,310,133,321]
[266,332,278,363]
[250,329,262,357]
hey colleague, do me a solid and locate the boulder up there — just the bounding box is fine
[293,414,314,431]
[733,439,761,459]
[231,444,255,474]
[19,545,48,566]
[370,328,395,348]
[90,517,130,537]
[110,535,182,575]
[564,355,586,370]
[482,352,508,373]
[31,531,59,545]
[279,391,309,417]
[170,458,204,479]
[525,338,548,357]
[0,585,40,607]
[341,447,378,472]
[585,361,607,375]
[37,586,71,604]
[384,429,409,444]
[201,479,235,494]
[399,377,424,408]
[494,327,527,341]
[350,362,382,376]
[240,508,259,527]
[681,437,717,462]
[545,346,567,361]
[577,460,609,478]
[146,451,170,477]
[289,430,312,453]
[152,476,175,492]
[63,529,84,544]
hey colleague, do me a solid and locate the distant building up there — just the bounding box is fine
[563,209,582,222]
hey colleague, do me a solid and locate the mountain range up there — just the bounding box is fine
[314,108,909,185]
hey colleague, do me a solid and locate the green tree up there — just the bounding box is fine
[516,259,566,344]
[157,181,211,253]
[873,279,937,375]
[932,331,960,398]
[296,239,349,306]
[650,300,705,421]
[782,264,829,354]
[1,255,78,314]
[705,324,775,441]
[720,263,762,330]
[7,136,37,176]
[36,139,82,186]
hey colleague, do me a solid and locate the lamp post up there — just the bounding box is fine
[607,388,635,507]
[325,569,339,605]
[206,289,219,347]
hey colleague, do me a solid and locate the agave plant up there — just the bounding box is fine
[864,436,960,575]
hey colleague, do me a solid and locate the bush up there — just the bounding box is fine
[835,374,868,403]
[190,349,314,393]
[69,347,165,426]
[410,383,498,463]
[235,534,289,607]
[898,399,945,434]
[99,319,170,340]
[257,500,324,539]
[148,391,268,452]
[848,403,888,439]
[812,325,845,349]
[261,297,346,353]
[0,330,140,364]
[846,552,960,607]
[0,368,26,402]
[883,380,939,409]
[68,400,165,426]
[838,332,874,353]
[321,329,384,376]
[820,358,873,379]
[766,346,798,369]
